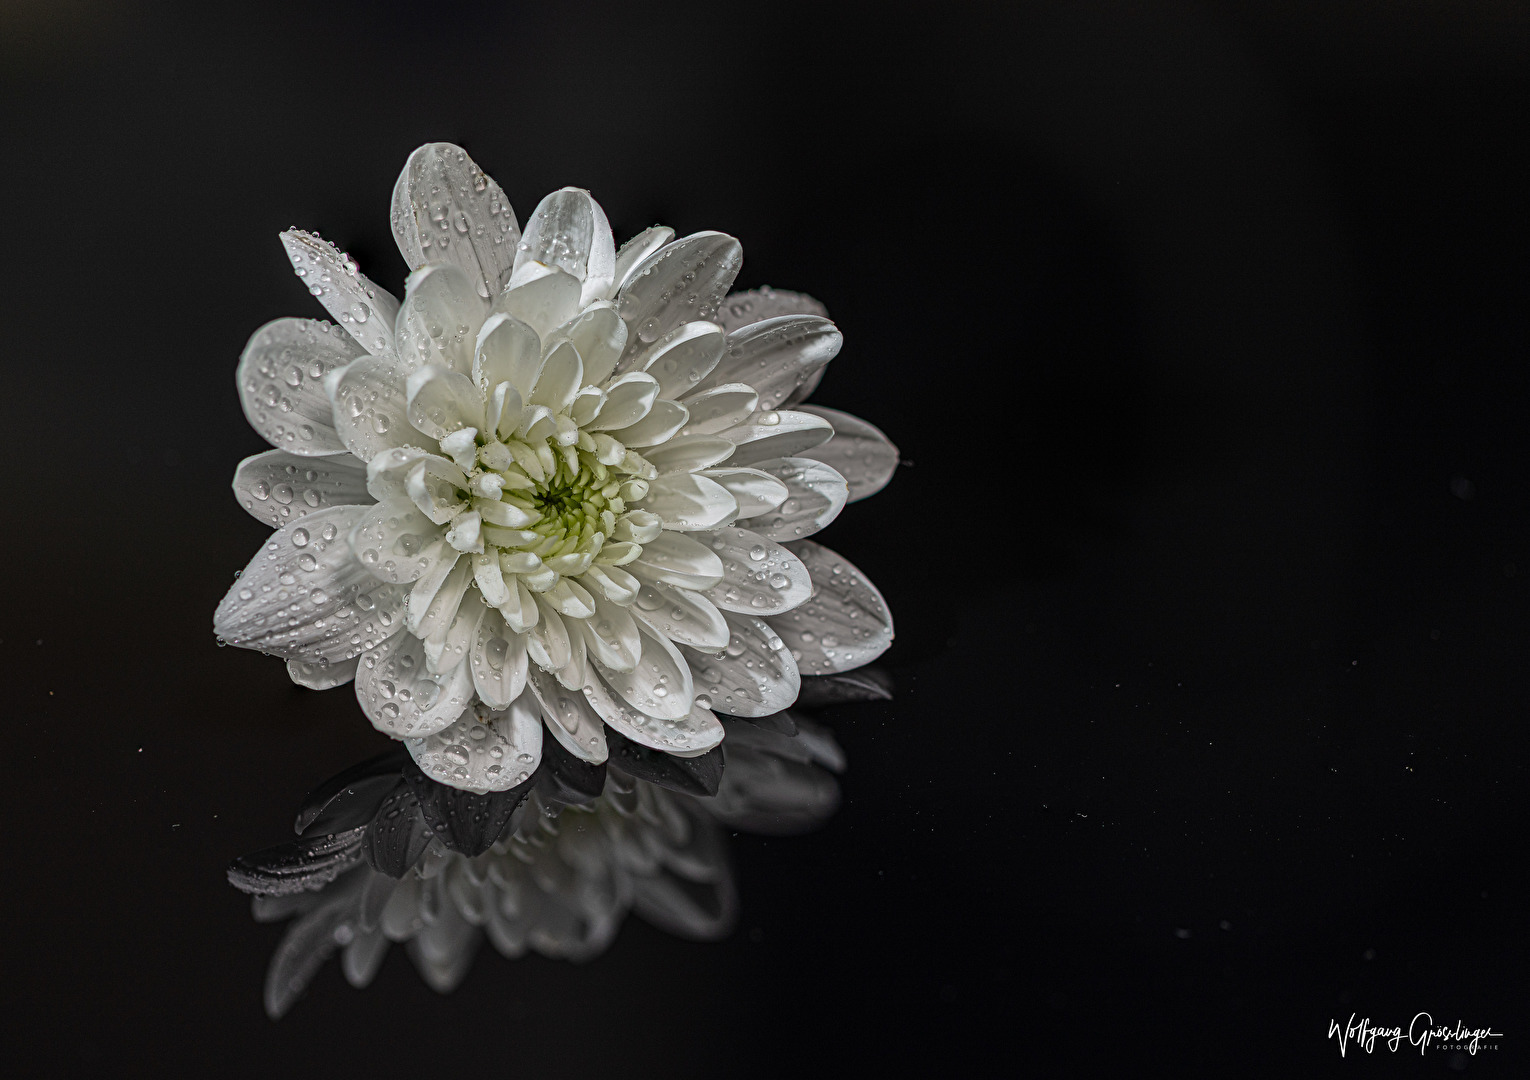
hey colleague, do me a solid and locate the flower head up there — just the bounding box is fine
[216,143,897,790]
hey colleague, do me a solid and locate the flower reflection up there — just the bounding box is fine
[229,669,890,1017]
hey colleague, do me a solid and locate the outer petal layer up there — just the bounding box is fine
[771,540,893,673]
[391,142,519,299]
[233,450,372,529]
[796,405,899,502]
[238,318,363,455]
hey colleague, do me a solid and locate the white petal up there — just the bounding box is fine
[327,356,426,461]
[526,670,609,764]
[287,654,360,690]
[409,551,471,638]
[214,506,407,663]
[795,405,899,502]
[771,540,893,673]
[233,450,371,528]
[364,446,431,501]
[238,318,362,455]
[575,591,641,671]
[677,384,758,435]
[555,620,589,689]
[682,613,800,717]
[721,409,834,465]
[405,365,484,440]
[525,596,572,671]
[394,263,490,375]
[612,225,674,295]
[548,302,626,386]
[280,229,400,356]
[610,399,688,447]
[355,630,475,738]
[628,530,724,590]
[614,231,742,372]
[579,565,640,604]
[426,588,485,674]
[583,667,723,755]
[698,466,789,518]
[348,498,449,583]
[636,473,737,531]
[406,699,541,793]
[472,312,542,400]
[590,616,693,719]
[735,457,848,541]
[498,575,539,633]
[630,579,730,649]
[641,435,736,475]
[569,385,606,426]
[495,264,580,340]
[714,285,827,332]
[587,372,659,430]
[694,315,841,411]
[698,526,812,615]
[390,142,519,299]
[470,606,528,709]
[635,321,725,398]
[529,339,582,413]
[405,457,469,525]
[511,187,616,307]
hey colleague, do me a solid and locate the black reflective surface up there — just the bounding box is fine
[5,3,1529,1076]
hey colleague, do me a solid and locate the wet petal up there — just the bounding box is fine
[635,473,737,531]
[586,372,659,430]
[614,231,742,371]
[280,229,400,356]
[469,606,528,708]
[699,466,789,518]
[549,301,625,386]
[590,616,693,720]
[214,506,407,663]
[526,672,609,764]
[682,613,800,717]
[287,655,361,690]
[356,630,475,738]
[584,667,722,755]
[348,498,449,583]
[407,699,541,792]
[735,457,847,541]
[699,526,812,615]
[390,142,519,299]
[405,365,484,440]
[610,399,687,447]
[628,531,724,590]
[636,321,725,398]
[424,588,485,675]
[472,311,542,400]
[494,264,580,341]
[721,409,834,465]
[714,285,827,332]
[629,578,729,650]
[238,318,362,455]
[643,435,735,475]
[575,591,641,671]
[677,384,758,435]
[233,450,371,529]
[694,315,841,411]
[529,339,582,413]
[796,405,899,502]
[771,540,893,673]
[394,263,489,375]
[612,225,674,294]
[525,597,572,671]
[408,552,472,639]
[511,187,616,307]
[327,356,426,461]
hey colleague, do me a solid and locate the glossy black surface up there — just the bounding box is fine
[4,3,1527,1075]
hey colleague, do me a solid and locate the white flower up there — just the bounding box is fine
[215,142,897,791]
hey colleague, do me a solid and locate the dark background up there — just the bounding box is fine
[2,1,1527,1075]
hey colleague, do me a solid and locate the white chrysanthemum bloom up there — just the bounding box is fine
[216,142,897,791]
